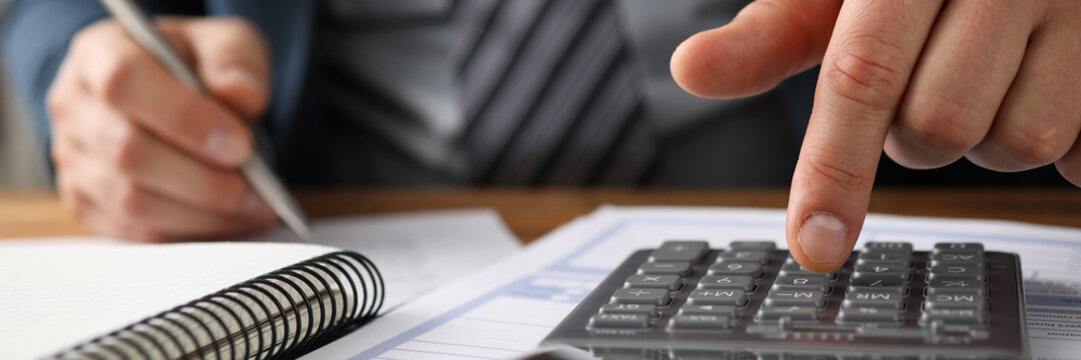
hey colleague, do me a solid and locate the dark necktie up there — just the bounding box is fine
[453,0,657,185]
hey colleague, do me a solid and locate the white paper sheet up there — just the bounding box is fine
[306,206,1081,360]
[263,209,523,310]
[0,209,521,359]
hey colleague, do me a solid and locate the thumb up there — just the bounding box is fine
[161,17,271,122]
[670,0,841,99]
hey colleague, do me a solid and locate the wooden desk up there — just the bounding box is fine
[2,188,1081,242]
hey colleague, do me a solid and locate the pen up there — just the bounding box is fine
[98,0,314,242]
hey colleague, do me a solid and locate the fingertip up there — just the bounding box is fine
[207,66,270,120]
[788,212,852,272]
[670,27,779,99]
[203,124,253,166]
[670,0,838,100]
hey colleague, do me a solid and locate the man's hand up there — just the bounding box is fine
[47,17,277,241]
[670,0,1081,271]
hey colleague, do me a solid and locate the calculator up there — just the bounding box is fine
[541,241,1028,359]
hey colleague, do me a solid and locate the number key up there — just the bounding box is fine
[771,275,830,292]
[708,262,763,278]
[857,251,912,266]
[697,275,755,291]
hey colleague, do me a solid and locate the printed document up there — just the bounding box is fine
[306,206,1081,360]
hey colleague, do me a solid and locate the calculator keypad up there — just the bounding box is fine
[547,240,1027,359]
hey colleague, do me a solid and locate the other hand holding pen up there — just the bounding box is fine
[47,17,277,241]
[671,0,1081,271]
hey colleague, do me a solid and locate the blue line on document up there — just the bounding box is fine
[456,317,554,328]
[410,339,523,353]
[377,348,501,360]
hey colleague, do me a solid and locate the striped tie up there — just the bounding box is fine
[453,0,657,185]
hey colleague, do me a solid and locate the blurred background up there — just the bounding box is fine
[0,0,46,187]
[0,52,46,188]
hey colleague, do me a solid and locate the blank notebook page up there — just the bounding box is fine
[0,241,339,359]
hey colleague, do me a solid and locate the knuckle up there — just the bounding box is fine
[823,36,909,110]
[900,99,985,152]
[51,140,71,170]
[114,182,147,219]
[218,17,261,39]
[1001,122,1072,165]
[70,20,114,53]
[98,53,144,107]
[45,85,71,122]
[105,123,144,174]
[56,177,81,212]
[800,155,870,193]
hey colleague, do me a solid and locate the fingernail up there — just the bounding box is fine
[204,127,247,164]
[797,213,849,264]
[221,66,265,93]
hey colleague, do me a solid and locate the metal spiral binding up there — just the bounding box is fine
[54,251,384,360]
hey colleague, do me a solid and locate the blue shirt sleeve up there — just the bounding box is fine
[1,0,205,177]
[2,0,108,173]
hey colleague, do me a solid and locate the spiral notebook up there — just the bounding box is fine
[0,242,384,359]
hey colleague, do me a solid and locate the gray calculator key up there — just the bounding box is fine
[920,308,985,326]
[853,264,910,281]
[650,241,710,263]
[926,279,987,296]
[928,265,985,281]
[847,285,906,295]
[698,275,755,291]
[934,242,984,253]
[849,277,906,288]
[708,262,764,278]
[764,290,826,308]
[601,304,658,316]
[924,294,986,311]
[771,275,830,292]
[857,251,912,266]
[717,250,772,265]
[668,314,732,331]
[756,306,821,322]
[625,274,682,290]
[612,288,672,306]
[778,263,835,279]
[688,289,748,306]
[679,305,738,316]
[843,290,905,309]
[638,262,692,276]
[589,313,650,329]
[864,242,913,253]
[837,307,903,324]
[729,241,776,252]
[930,252,984,267]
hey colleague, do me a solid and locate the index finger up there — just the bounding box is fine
[787,0,943,272]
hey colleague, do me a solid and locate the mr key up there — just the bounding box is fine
[542,240,1028,359]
